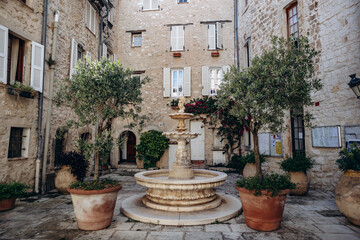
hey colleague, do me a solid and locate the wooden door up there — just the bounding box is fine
[127,132,136,162]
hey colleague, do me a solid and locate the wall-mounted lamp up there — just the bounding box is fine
[348,74,360,99]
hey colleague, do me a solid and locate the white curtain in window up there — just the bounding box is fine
[10,38,19,84]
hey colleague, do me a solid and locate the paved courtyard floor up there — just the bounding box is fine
[0,170,359,240]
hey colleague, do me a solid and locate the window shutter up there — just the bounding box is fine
[202,66,209,96]
[143,0,150,10]
[183,67,191,97]
[30,41,44,92]
[216,22,223,49]
[179,26,185,51]
[91,6,96,34]
[113,53,117,62]
[163,67,171,97]
[102,43,107,58]
[70,38,78,79]
[208,24,215,50]
[222,65,230,75]
[86,51,92,60]
[170,26,177,51]
[86,1,91,29]
[151,0,159,9]
[0,24,8,84]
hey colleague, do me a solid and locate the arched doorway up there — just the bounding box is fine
[119,131,137,164]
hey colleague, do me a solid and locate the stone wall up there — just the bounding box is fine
[238,0,360,191]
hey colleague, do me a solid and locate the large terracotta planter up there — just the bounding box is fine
[0,198,16,211]
[236,186,289,231]
[288,171,309,195]
[55,165,77,194]
[68,185,122,230]
[335,170,360,226]
[243,163,257,179]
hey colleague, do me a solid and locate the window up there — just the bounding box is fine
[201,66,229,96]
[208,23,223,50]
[209,68,223,95]
[171,69,183,97]
[170,26,185,51]
[7,34,25,84]
[178,0,188,3]
[244,38,251,67]
[132,33,142,47]
[287,2,299,38]
[143,0,159,10]
[70,39,85,78]
[86,1,96,34]
[54,129,67,166]
[291,109,305,156]
[8,127,30,159]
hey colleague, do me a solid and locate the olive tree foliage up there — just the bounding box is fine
[217,36,322,179]
[55,57,149,180]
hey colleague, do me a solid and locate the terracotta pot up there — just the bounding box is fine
[236,186,289,231]
[243,163,257,179]
[68,185,122,231]
[335,170,360,226]
[288,171,309,195]
[55,165,77,194]
[0,198,16,211]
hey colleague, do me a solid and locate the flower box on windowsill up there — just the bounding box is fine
[211,52,220,57]
[173,52,181,58]
[7,87,35,99]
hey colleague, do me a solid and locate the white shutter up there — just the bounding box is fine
[208,24,215,50]
[179,26,185,51]
[202,66,209,96]
[163,67,171,97]
[102,43,107,58]
[216,22,223,49]
[143,0,150,10]
[30,41,44,92]
[151,0,158,9]
[86,51,92,60]
[170,27,177,51]
[183,67,191,97]
[91,6,96,34]
[86,1,91,28]
[70,38,78,79]
[222,65,230,75]
[0,25,8,84]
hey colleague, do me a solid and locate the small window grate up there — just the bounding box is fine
[8,127,23,158]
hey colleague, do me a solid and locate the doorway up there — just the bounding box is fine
[119,131,137,164]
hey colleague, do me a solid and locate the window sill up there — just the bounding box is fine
[131,46,142,48]
[177,2,189,4]
[8,157,28,161]
[86,26,96,37]
[212,147,225,151]
[142,8,160,12]
[7,86,36,99]
[171,50,185,52]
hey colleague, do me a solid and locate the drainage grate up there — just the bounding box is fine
[316,210,343,217]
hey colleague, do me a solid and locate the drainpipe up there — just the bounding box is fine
[234,0,240,69]
[41,10,59,194]
[35,0,49,194]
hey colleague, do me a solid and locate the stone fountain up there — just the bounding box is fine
[121,97,241,225]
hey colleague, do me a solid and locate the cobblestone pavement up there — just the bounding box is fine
[0,171,359,240]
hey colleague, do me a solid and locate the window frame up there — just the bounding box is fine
[8,127,30,159]
[86,1,97,35]
[132,33,142,47]
[143,0,159,11]
[7,34,26,85]
[171,69,184,98]
[178,0,188,3]
[208,67,223,96]
[286,2,299,39]
[208,23,223,50]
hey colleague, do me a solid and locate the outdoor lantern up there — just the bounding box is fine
[348,74,360,99]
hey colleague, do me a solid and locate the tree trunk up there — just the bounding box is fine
[253,131,262,179]
[94,152,99,181]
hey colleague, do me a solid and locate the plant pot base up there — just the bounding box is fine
[0,199,16,211]
[245,217,282,232]
[76,217,113,231]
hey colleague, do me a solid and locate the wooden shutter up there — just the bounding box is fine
[171,26,184,51]
[143,0,150,10]
[91,6,96,34]
[216,22,223,49]
[0,24,8,84]
[70,38,78,78]
[202,66,209,96]
[183,67,191,97]
[170,26,177,51]
[30,41,44,92]
[102,43,107,58]
[163,67,171,97]
[151,0,158,9]
[208,24,215,50]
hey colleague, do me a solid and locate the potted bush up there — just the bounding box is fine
[55,57,149,230]
[217,36,322,231]
[335,143,360,226]
[242,151,266,179]
[280,153,314,195]
[0,182,30,211]
[136,130,169,169]
[7,82,36,99]
[54,152,89,194]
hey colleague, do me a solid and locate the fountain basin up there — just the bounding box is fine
[134,169,227,212]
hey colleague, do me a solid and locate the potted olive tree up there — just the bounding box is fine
[335,143,360,226]
[55,57,149,230]
[280,153,314,195]
[0,182,30,211]
[217,36,322,231]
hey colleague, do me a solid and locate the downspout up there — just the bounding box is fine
[35,0,49,193]
[41,10,59,194]
[234,0,240,69]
